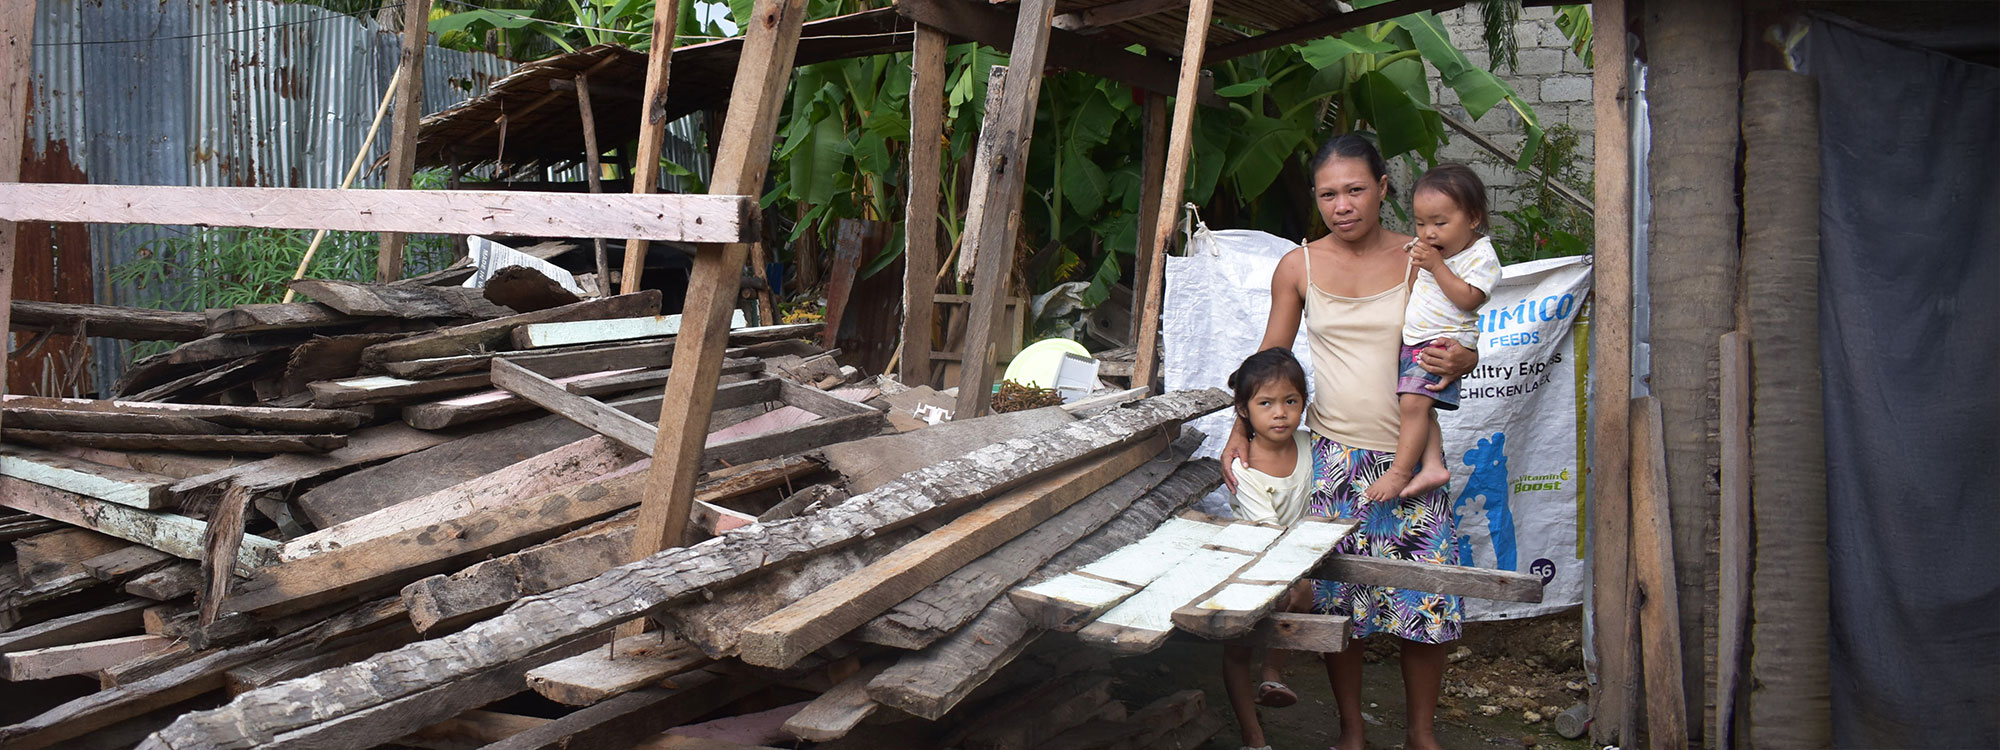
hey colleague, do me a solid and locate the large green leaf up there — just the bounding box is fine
[1214,77,1273,98]
[1059,145,1109,217]
[1351,70,1432,160]
[1227,117,1308,200]
[852,131,893,176]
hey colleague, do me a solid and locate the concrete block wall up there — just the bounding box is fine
[1424,5,1596,212]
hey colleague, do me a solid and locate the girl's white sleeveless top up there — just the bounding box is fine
[1230,430,1313,525]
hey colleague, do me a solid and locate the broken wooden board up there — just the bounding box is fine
[0,599,148,654]
[288,279,511,320]
[82,546,175,581]
[15,528,129,585]
[279,435,637,561]
[2,430,345,454]
[480,264,582,312]
[126,564,201,601]
[866,457,1222,721]
[398,458,823,633]
[2,634,175,681]
[820,406,1076,494]
[278,332,408,397]
[0,407,235,435]
[307,372,490,408]
[148,391,1227,749]
[0,479,279,572]
[1009,517,1224,632]
[511,310,748,349]
[737,432,1170,668]
[1,447,177,510]
[781,660,890,742]
[851,431,1198,650]
[169,422,455,499]
[357,291,661,367]
[1170,517,1355,639]
[0,395,366,432]
[524,637,712,705]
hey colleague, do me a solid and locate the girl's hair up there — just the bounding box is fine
[1309,134,1389,182]
[1228,348,1310,435]
[1413,162,1490,228]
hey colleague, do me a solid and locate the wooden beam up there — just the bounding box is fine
[575,71,615,298]
[0,185,757,244]
[1,429,345,454]
[287,279,507,319]
[739,432,1167,668]
[1128,93,1168,346]
[377,0,432,281]
[490,359,673,453]
[0,0,33,438]
[1587,0,1632,743]
[952,0,1059,418]
[307,372,490,408]
[1204,0,1461,62]
[524,638,711,705]
[629,0,811,607]
[1632,396,1688,749]
[899,23,947,387]
[150,393,1223,748]
[1311,554,1546,603]
[0,395,366,432]
[1129,0,1215,389]
[1247,612,1349,652]
[8,301,208,341]
[0,478,279,572]
[2,634,175,681]
[619,0,689,294]
[0,446,175,509]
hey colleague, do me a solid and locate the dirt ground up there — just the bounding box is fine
[1111,611,1592,750]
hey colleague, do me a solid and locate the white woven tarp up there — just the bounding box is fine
[1162,226,1589,620]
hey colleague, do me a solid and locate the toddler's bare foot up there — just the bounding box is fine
[1363,468,1414,502]
[1400,463,1452,499]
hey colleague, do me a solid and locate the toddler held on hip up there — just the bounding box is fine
[1220,348,1315,750]
[1364,163,1502,503]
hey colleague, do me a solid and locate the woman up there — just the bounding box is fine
[1220,135,1478,750]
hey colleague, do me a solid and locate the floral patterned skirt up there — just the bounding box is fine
[1308,433,1465,644]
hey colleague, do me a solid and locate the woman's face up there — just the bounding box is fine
[1313,156,1388,242]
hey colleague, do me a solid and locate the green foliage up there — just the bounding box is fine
[1555,5,1594,68]
[1489,124,1593,265]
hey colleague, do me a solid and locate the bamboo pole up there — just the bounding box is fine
[282,67,404,303]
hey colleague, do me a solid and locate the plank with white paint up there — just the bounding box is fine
[0,446,175,509]
[0,184,757,243]
[2,634,176,681]
[0,477,279,572]
[512,310,748,349]
[1007,516,1226,631]
[1171,518,1354,639]
[1075,545,1254,654]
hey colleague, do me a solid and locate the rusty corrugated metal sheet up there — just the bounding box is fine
[22,0,513,394]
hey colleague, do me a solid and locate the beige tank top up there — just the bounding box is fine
[1300,243,1407,453]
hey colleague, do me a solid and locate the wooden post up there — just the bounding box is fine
[575,73,614,298]
[899,23,947,387]
[950,0,1061,419]
[377,0,431,283]
[1127,92,1167,347]
[1586,0,1633,744]
[0,0,34,427]
[1631,396,1689,750]
[627,0,809,625]
[1127,0,1216,391]
[618,0,688,295]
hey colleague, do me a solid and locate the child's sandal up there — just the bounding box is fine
[1254,680,1299,708]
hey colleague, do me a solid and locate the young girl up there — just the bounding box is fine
[1219,348,1315,750]
[1362,163,1503,503]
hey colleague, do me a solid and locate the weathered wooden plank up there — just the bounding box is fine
[3,429,345,454]
[898,22,945,386]
[739,433,1166,668]
[488,359,666,452]
[1310,554,1545,603]
[0,447,181,510]
[512,310,747,349]
[0,406,233,435]
[2,634,175,681]
[15,527,128,584]
[1008,517,1224,631]
[126,564,201,601]
[147,392,1224,749]
[398,456,821,633]
[1076,540,1261,655]
[0,478,279,572]
[279,435,636,561]
[851,430,1193,650]
[867,456,1221,720]
[288,279,509,319]
[0,395,365,432]
[1172,518,1355,639]
[169,422,454,499]
[1244,612,1349,653]
[358,291,661,366]
[0,600,148,654]
[1588,1,1635,738]
[1129,0,1215,388]
[486,669,759,750]
[781,660,890,742]
[204,302,354,335]
[82,546,175,581]
[307,372,491,408]
[8,300,208,341]
[0,184,757,243]
[524,638,711,705]
[1632,396,1688,749]
[0,633,307,750]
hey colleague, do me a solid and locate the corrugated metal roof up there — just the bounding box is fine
[24,0,515,394]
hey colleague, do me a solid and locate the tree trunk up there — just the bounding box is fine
[1643,1,1741,744]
